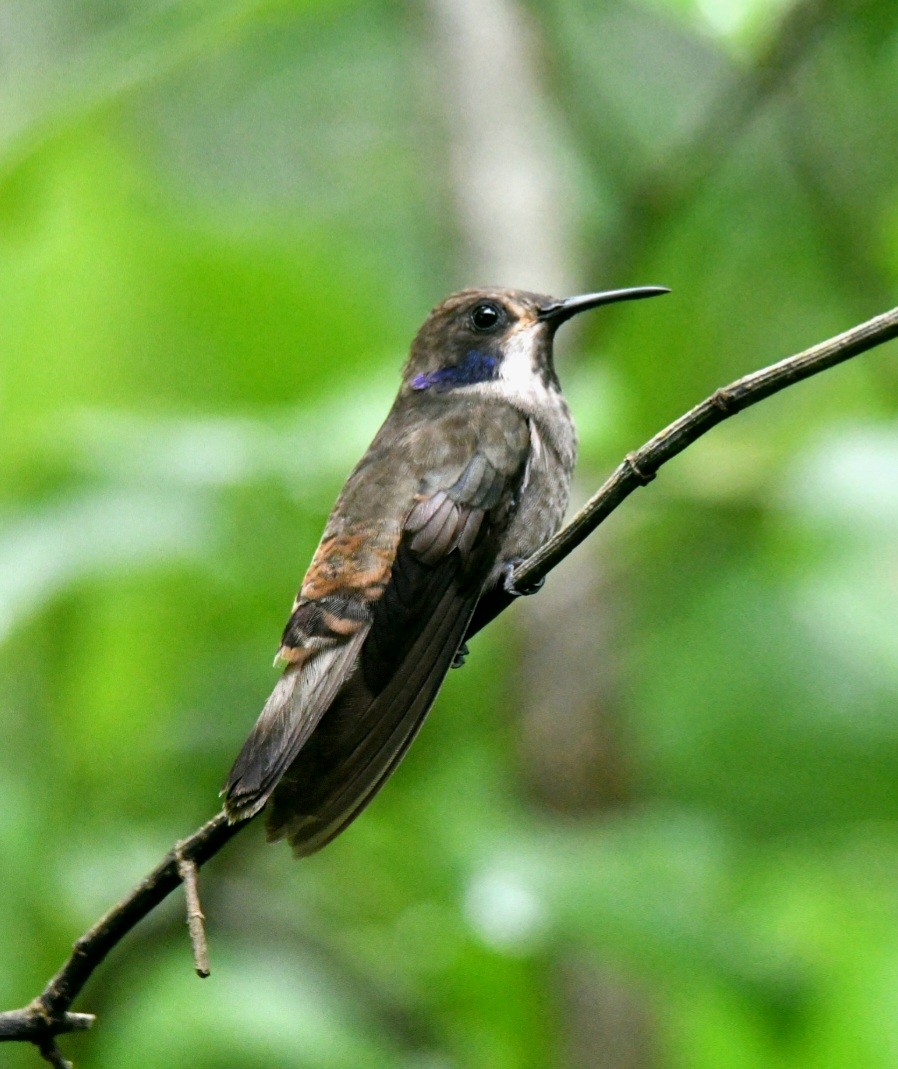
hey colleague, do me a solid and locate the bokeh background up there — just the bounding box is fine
[2,1,898,1066]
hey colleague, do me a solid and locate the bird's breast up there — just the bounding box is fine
[492,391,577,577]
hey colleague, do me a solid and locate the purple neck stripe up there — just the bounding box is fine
[411,350,499,391]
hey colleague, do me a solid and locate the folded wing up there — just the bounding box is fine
[223,405,529,850]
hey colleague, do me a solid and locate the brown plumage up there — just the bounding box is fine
[222,284,667,855]
[224,386,531,853]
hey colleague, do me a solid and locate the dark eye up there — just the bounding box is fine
[469,302,504,332]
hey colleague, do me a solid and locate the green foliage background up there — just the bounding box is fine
[2,1,898,1066]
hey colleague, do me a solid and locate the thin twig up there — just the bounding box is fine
[175,850,211,978]
[1,305,897,1065]
[0,812,245,1058]
[38,1039,74,1069]
[0,1011,93,1042]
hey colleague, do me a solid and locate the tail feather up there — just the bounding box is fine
[265,580,478,855]
[222,630,367,822]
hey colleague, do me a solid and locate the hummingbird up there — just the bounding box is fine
[223,284,667,855]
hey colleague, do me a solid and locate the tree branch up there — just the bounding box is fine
[514,304,898,591]
[2,304,897,1065]
[0,813,244,1062]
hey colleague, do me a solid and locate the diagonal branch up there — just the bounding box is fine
[1,304,897,1065]
[514,304,898,590]
[0,813,245,1062]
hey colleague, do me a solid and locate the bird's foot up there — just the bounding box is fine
[451,642,470,669]
[502,560,545,598]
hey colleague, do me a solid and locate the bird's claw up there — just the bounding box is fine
[502,561,545,598]
[451,642,470,669]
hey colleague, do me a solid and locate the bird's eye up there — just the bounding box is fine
[469,302,504,332]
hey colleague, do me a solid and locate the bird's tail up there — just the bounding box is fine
[266,580,479,855]
[222,631,366,823]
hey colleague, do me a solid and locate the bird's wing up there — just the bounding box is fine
[264,425,528,855]
[223,478,406,822]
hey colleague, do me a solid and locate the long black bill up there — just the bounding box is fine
[538,286,669,328]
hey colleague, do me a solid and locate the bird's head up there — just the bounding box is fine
[403,285,668,399]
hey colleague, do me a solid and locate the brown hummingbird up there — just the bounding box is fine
[223,285,668,854]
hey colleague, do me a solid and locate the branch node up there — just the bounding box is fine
[175,847,211,978]
[29,998,54,1028]
[711,387,736,413]
[70,937,91,961]
[624,451,656,485]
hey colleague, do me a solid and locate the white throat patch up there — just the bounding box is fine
[459,320,576,469]
[500,322,540,392]
[468,321,554,415]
